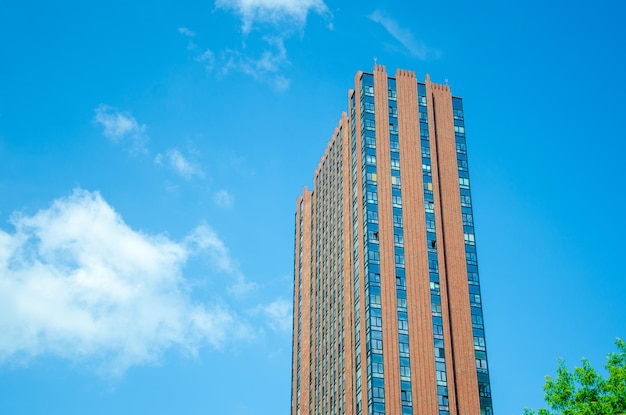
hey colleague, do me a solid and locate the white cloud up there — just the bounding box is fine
[221,38,290,91]
[215,0,328,33]
[207,0,329,89]
[179,27,199,52]
[0,189,249,375]
[155,148,205,180]
[186,223,256,298]
[261,298,292,332]
[222,47,290,90]
[94,104,148,153]
[228,275,257,298]
[185,224,233,272]
[178,27,196,37]
[195,49,216,70]
[369,10,440,60]
[213,189,234,209]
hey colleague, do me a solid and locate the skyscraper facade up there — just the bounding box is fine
[291,66,493,415]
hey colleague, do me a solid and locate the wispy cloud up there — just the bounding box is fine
[213,189,234,209]
[179,27,199,51]
[369,10,440,60]
[195,49,215,70]
[94,106,208,182]
[0,189,250,375]
[215,0,329,33]
[181,0,329,89]
[154,148,205,180]
[221,37,290,91]
[261,298,292,332]
[185,224,233,273]
[94,104,148,153]
[178,27,196,37]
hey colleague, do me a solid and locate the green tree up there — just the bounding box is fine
[525,338,626,415]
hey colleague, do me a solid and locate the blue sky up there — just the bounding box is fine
[0,0,624,414]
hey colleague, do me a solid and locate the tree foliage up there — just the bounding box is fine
[525,338,626,415]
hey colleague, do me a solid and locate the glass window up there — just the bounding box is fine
[395,254,405,266]
[369,250,380,263]
[398,318,409,332]
[373,386,385,399]
[370,294,381,306]
[393,214,403,226]
[399,342,409,355]
[426,218,436,231]
[478,382,491,398]
[432,302,442,316]
[435,347,445,358]
[394,233,404,246]
[476,358,488,372]
[392,195,402,207]
[368,211,379,223]
[436,370,447,384]
[372,362,384,376]
[474,336,486,350]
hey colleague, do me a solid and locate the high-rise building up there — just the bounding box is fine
[291,66,493,415]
